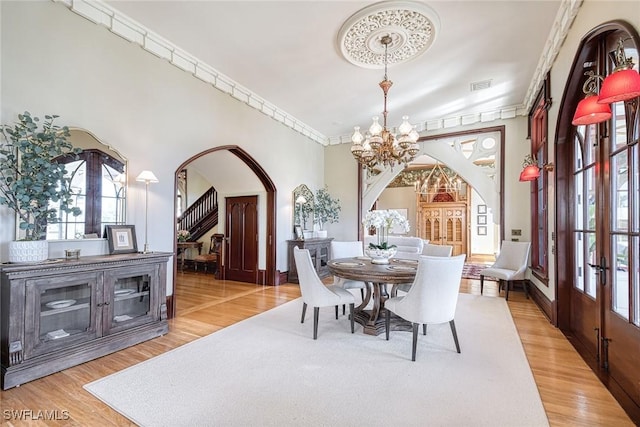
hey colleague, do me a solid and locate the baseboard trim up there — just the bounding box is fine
[166,295,175,319]
[527,280,554,323]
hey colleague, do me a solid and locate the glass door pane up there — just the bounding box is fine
[25,273,99,359]
[111,274,152,328]
[40,283,92,341]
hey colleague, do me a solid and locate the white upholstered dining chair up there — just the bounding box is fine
[479,240,531,300]
[393,244,453,295]
[293,247,355,339]
[422,243,453,257]
[385,254,466,361]
[330,241,367,307]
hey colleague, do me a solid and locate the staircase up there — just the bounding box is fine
[178,187,218,241]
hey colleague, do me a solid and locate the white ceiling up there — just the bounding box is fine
[103,1,562,144]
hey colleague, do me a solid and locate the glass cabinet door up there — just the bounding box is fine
[104,265,158,333]
[25,273,99,359]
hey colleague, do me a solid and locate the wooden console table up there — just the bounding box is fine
[0,252,170,389]
[177,241,202,271]
[287,237,333,283]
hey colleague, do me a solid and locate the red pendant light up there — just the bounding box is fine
[598,68,640,104]
[598,38,640,104]
[519,154,540,182]
[572,71,611,126]
[519,165,540,182]
[572,94,612,126]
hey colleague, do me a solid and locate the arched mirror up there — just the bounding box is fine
[292,184,314,232]
[47,128,127,240]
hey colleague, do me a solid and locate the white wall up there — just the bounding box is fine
[185,167,211,208]
[470,189,497,255]
[376,187,417,237]
[0,2,324,293]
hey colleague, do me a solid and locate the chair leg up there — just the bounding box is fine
[360,288,364,300]
[505,281,510,301]
[450,320,461,353]
[412,323,419,361]
[342,304,345,316]
[423,324,427,335]
[385,309,391,340]
[313,307,320,340]
[301,302,307,323]
[522,280,529,299]
[480,275,484,294]
[335,305,339,319]
[349,303,355,333]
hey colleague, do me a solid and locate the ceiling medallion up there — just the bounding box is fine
[337,1,440,69]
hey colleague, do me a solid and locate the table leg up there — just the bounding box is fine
[353,281,412,336]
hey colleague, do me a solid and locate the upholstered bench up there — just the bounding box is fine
[364,236,424,260]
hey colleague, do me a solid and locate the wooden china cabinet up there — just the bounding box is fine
[416,184,470,256]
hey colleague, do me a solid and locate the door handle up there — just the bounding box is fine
[587,256,608,286]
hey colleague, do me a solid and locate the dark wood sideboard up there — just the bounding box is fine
[287,237,333,283]
[0,252,170,389]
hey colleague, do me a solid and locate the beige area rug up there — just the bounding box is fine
[84,294,548,427]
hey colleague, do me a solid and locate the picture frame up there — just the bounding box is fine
[477,215,487,225]
[477,204,487,214]
[477,226,487,236]
[294,225,304,241]
[105,225,138,254]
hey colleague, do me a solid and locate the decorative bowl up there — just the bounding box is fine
[364,247,397,264]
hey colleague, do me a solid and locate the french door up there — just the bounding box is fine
[571,102,640,407]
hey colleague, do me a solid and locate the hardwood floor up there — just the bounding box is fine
[0,271,634,426]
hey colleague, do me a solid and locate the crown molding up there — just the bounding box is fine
[55,0,329,146]
[55,0,580,147]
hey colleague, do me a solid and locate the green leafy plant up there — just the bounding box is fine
[0,112,82,240]
[313,186,340,231]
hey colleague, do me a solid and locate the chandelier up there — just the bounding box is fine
[414,164,464,201]
[350,35,420,170]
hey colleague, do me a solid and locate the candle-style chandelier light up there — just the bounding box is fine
[414,163,463,199]
[350,35,420,170]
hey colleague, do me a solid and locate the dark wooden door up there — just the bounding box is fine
[570,108,640,410]
[570,124,600,359]
[225,196,259,283]
[601,110,640,404]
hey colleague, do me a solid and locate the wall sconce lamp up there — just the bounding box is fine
[519,155,554,182]
[135,170,159,253]
[572,71,612,126]
[597,38,640,104]
[573,39,640,127]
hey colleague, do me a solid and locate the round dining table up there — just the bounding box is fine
[327,256,418,335]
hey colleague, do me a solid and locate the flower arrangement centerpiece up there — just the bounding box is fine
[177,229,190,242]
[362,209,410,264]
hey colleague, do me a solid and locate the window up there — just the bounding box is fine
[47,149,125,239]
[528,74,551,281]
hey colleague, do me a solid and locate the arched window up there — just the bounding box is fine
[47,149,125,239]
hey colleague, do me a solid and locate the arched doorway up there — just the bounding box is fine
[168,145,277,318]
[357,126,505,256]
